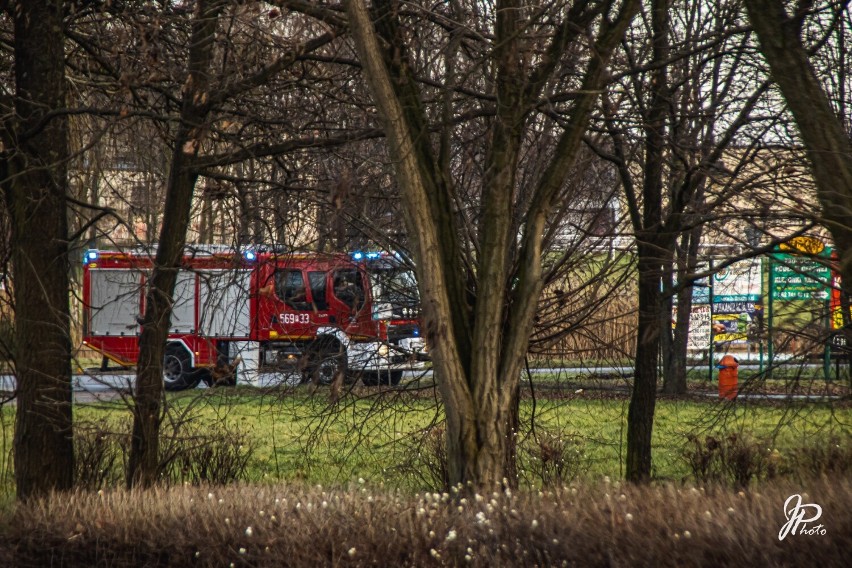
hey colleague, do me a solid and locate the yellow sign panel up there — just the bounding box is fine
[779,236,825,255]
[831,305,852,330]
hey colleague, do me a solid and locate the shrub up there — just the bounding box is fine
[2,477,850,567]
[393,424,450,492]
[683,433,775,488]
[784,435,852,482]
[395,424,587,491]
[684,432,852,488]
[72,418,256,490]
[161,424,256,486]
[519,428,586,489]
[74,419,127,490]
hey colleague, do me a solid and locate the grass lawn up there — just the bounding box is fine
[2,386,845,497]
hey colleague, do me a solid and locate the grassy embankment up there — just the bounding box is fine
[1,386,847,495]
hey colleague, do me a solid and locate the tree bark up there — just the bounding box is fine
[6,0,75,499]
[127,0,223,488]
[347,0,475,484]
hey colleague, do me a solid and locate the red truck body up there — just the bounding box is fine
[82,246,426,389]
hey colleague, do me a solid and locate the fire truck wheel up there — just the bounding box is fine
[360,371,403,387]
[306,340,347,386]
[163,344,201,391]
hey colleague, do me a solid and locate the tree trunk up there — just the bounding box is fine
[127,0,223,488]
[665,282,692,394]
[347,0,486,487]
[663,227,702,394]
[127,162,201,488]
[660,254,675,385]
[626,0,669,482]
[627,242,662,482]
[7,0,75,500]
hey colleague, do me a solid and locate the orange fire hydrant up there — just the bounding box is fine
[717,354,739,400]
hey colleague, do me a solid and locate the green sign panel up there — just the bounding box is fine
[770,253,831,300]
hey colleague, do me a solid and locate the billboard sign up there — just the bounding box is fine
[713,259,762,302]
[770,252,831,301]
[687,304,712,350]
[712,259,763,344]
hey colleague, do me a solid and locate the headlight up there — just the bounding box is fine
[378,344,389,356]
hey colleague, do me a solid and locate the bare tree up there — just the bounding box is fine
[0,0,74,499]
[127,0,229,488]
[49,0,391,486]
[597,0,776,480]
[347,0,641,489]
[118,2,358,486]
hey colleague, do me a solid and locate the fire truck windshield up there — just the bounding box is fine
[369,266,419,318]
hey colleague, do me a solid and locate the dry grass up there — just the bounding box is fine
[0,476,848,567]
[535,293,638,361]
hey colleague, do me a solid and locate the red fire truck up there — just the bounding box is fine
[81,246,427,390]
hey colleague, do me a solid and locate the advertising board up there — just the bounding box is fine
[711,259,763,344]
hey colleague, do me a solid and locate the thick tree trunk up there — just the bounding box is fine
[350,0,518,489]
[127,0,222,488]
[467,0,526,489]
[8,0,75,500]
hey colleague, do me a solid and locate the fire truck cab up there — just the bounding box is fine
[82,246,427,390]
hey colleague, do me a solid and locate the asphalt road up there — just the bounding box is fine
[0,362,843,403]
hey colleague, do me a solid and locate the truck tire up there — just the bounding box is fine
[360,370,403,387]
[163,343,201,391]
[305,339,347,386]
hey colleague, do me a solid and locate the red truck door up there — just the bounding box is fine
[328,267,373,336]
[269,267,315,337]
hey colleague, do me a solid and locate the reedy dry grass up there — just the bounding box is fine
[0,476,848,567]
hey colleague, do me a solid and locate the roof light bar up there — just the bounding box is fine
[351,251,384,261]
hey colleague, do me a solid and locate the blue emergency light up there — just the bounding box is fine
[243,249,257,262]
[351,251,383,261]
[84,249,99,264]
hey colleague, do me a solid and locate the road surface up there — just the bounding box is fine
[0,361,843,403]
